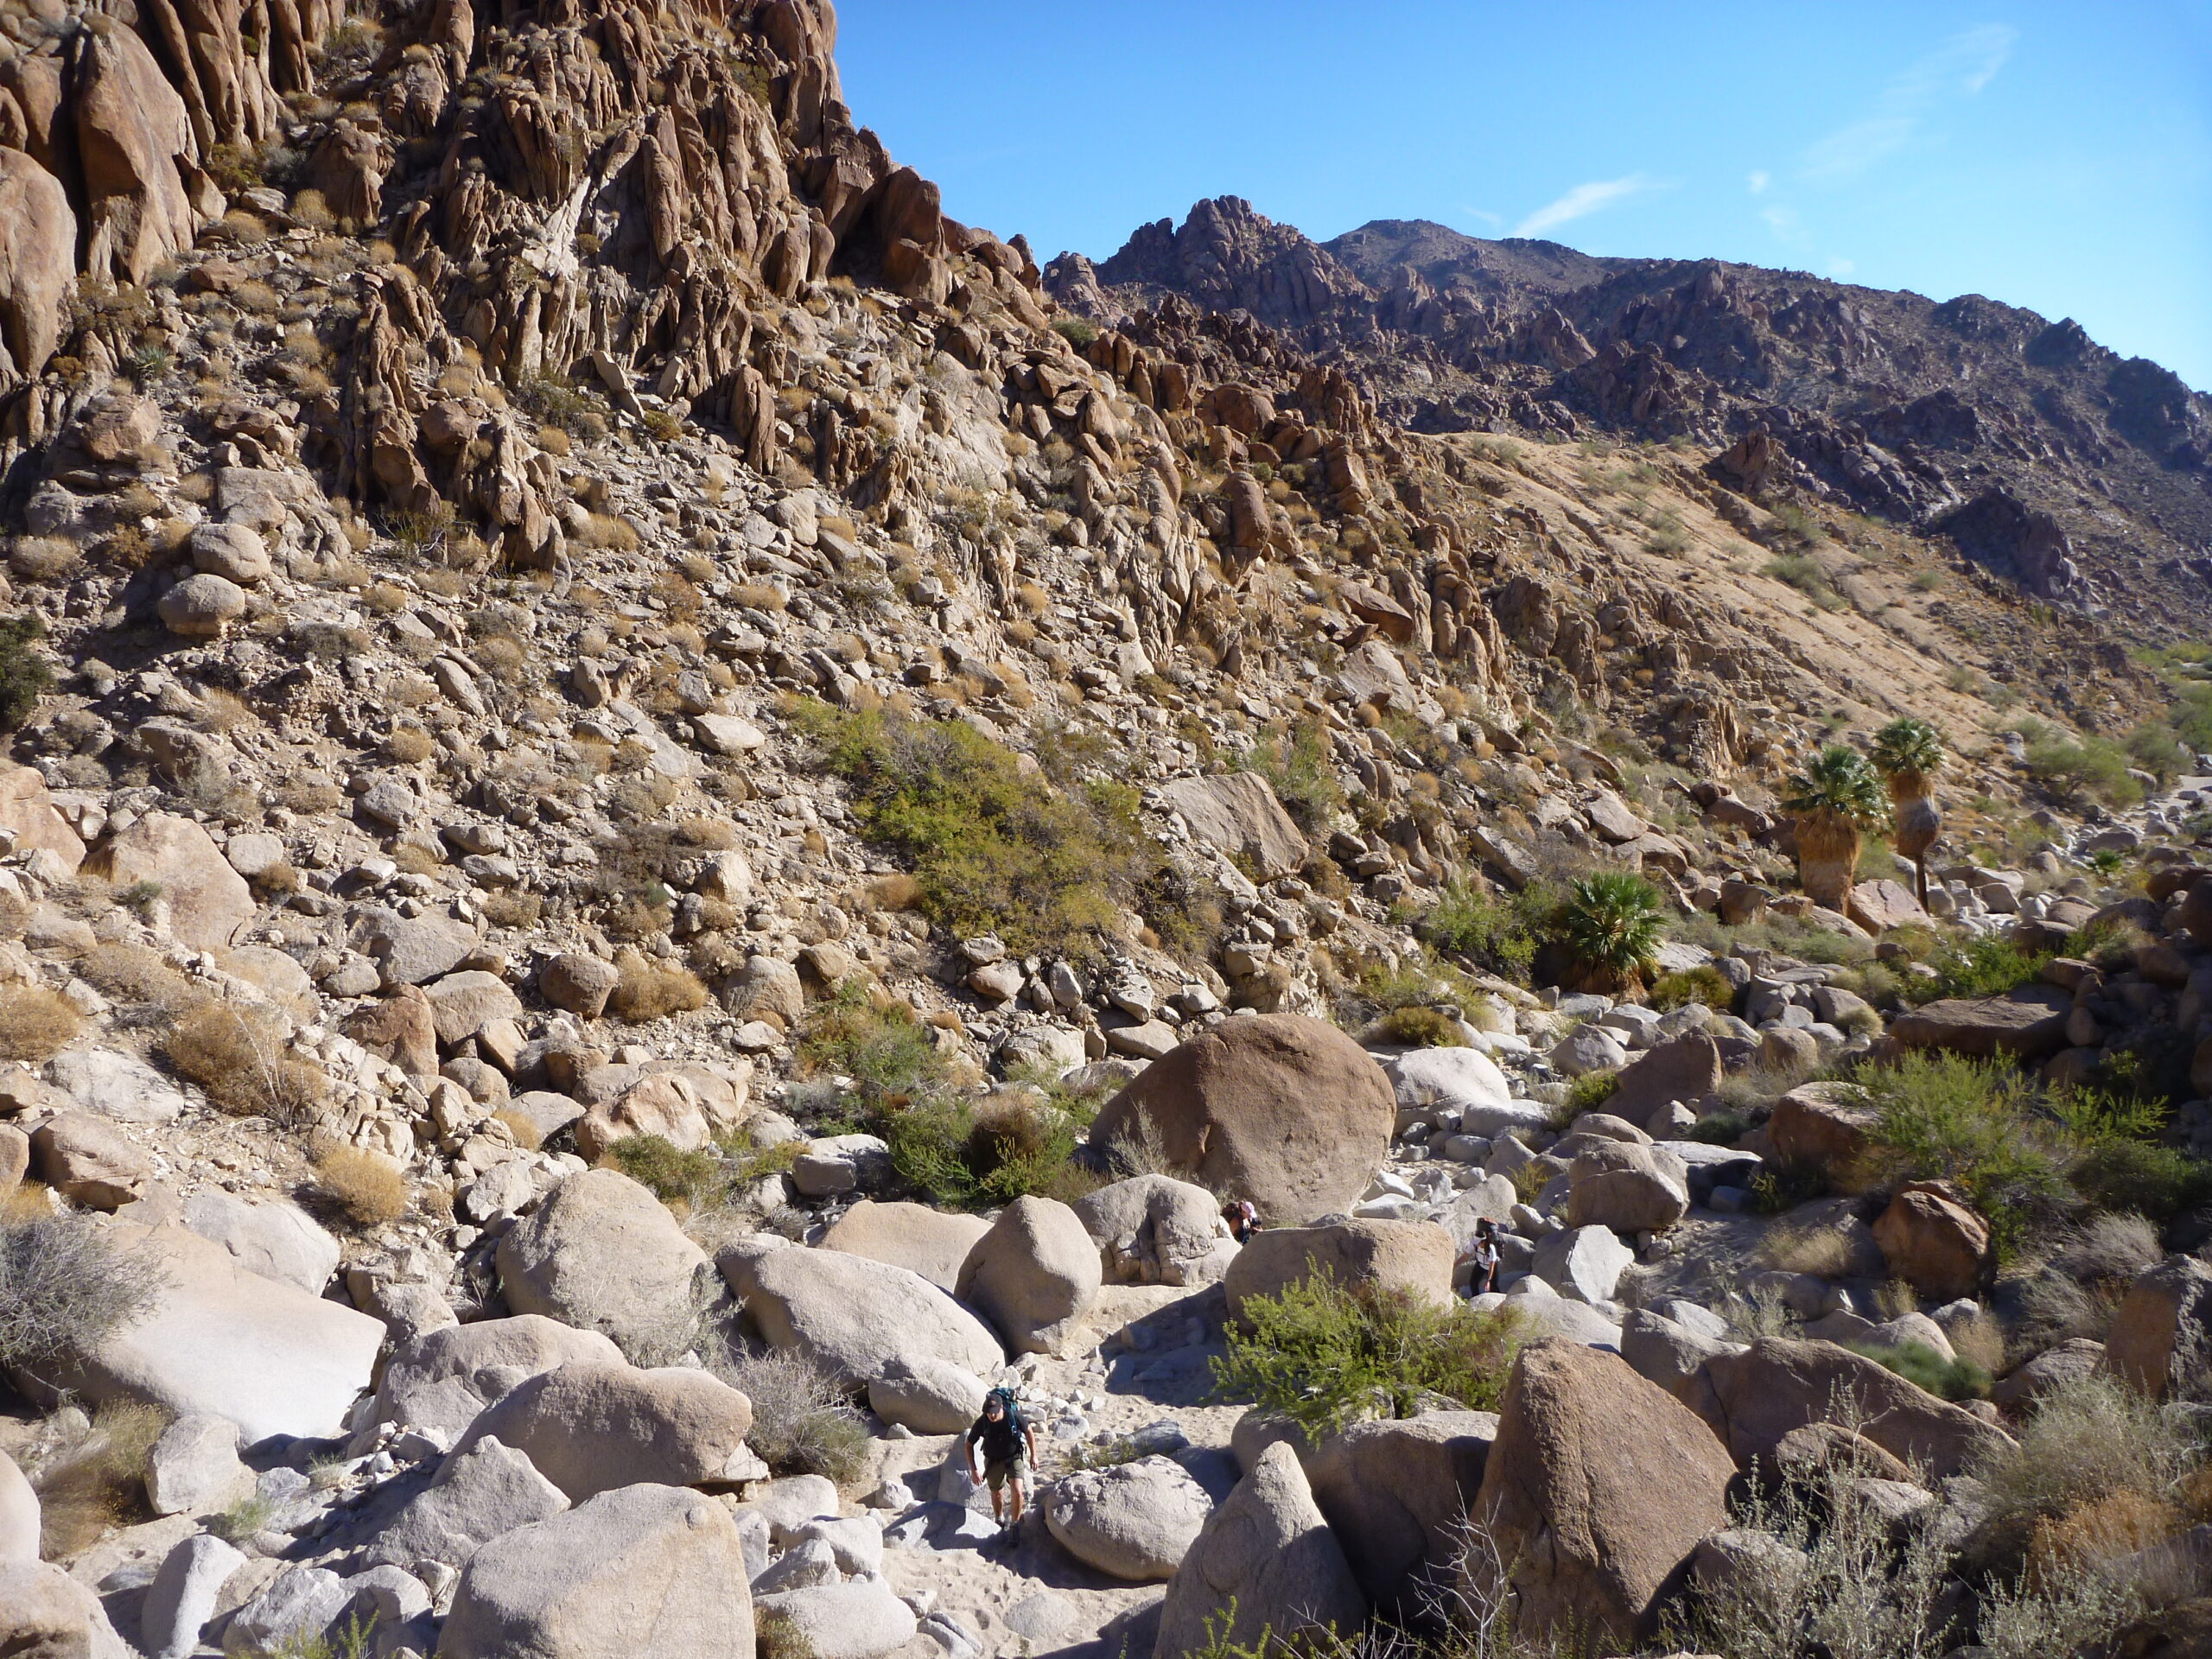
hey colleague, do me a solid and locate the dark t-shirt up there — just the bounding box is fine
[968,1412,1022,1464]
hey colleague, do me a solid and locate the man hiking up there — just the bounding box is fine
[964,1387,1039,1538]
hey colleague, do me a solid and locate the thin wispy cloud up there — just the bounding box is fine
[1513,173,1661,238]
[1799,24,2017,182]
[1457,206,1504,230]
[1747,170,1770,195]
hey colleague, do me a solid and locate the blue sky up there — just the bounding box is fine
[834,2,2212,391]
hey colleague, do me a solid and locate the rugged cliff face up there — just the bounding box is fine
[1050,199,2212,632]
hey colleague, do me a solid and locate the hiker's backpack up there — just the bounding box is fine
[987,1386,1024,1433]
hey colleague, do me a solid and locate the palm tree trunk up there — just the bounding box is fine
[1796,813,1861,911]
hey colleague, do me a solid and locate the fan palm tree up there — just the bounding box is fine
[1783,744,1891,911]
[1558,871,1666,995]
[1871,716,1947,906]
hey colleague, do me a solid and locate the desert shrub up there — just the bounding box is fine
[1842,1338,1990,1401]
[1562,1070,1618,1118]
[1758,1222,1860,1278]
[0,1206,168,1383]
[1905,934,2050,1004]
[2023,732,2141,809]
[163,1001,328,1120]
[2067,1136,2212,1223]
[75,942,197,1015]
[0,982,83,1059]
[1553,871,1664,991]
[1764,552,1839,606]
[1415,878,1548,980]
[798,702,1159,957]
[1238,720,1344,835]
[30,1400,170,1556]
[1749,1159,1829,1215]
[1688,1109,1751,1146]
[607,1133,721,1208]
[314,1145,409,1226]
[0,613,53,728]
[876,1089,1096,1210]
[513,372,610,440]
[607,950,708,1022]
[493,1105,546,1151]
[1649,963,1737,1011]
[711,1344,869,1485]
[798,988,947,1100]
[1850,1052,2068,1262]
[1211,1275,1522,1440]
[1972,1375,2202,1556]
[1049,315,1099,348]
[1374,1004,1466,1048]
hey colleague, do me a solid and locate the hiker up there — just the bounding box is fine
[964,1386,1039,1537]
[1222,1198,1260,1243]
[1463,1218,1501,1297]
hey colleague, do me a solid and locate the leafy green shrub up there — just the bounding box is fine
[1750,1159,1828,1215]
[1688,1111,1751,1146]
[0,613,53,730]
[1905,934,2051,1003]
[1554,871,1664,991]
[1373,1004,1466,1047]
[1212,1275,1522,1440]
[1765,552,1839,607]
[1414,877,1549,980]
[879,1090,1097,1211]
[607,1134,720,1206]
[799,703,1158,957]
[798,986,946,1101]
[1852,1053,2068,1262]
[1563,1070,1618,1117]
[1649,963,1737,1011]
[513,372,611,441]
[1050,316,1099,348]
[2023,732,2142,808]
[1842,1338,1991,1401]
[1238,721,1344,835]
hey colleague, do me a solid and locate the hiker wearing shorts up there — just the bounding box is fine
[965,1388,1039,1535]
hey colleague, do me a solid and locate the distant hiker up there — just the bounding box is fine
[1223,1198,1260,1243]
[1464,1219,1501,1297]
[965,1386,1039,1536]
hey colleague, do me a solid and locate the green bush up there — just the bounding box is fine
[0,1210,169,1379]
[1373,1005,1466,1048]
[2023,733,2141,808]
[798,987,945,1101]
[1049,316,1099,348]
[1554,871,1664,990]
[878,1090,1097,1211]
[1852,1053,2069,1262]
[1649,963,1737,1011]
[606,1134,720,1206]
[1563,1069,1619,1118]
[1688,1110,1751,1146]
[1415,878,1551,980]
[712,1345,869,1485]
[1212,1275,1522,1440]
[799,702,1158,957]
[1908,934,2050,1003]
[0,613,53,730]
[1841,1338,1991,1401]
[1238,721,1344,835]
[1750,1159,1828,1215]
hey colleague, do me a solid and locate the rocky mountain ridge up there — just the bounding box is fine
[1047,198,2212,632]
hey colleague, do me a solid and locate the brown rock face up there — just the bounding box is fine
[0,149,73,386]
[1222,1219,1456,1321]
[2102,1255,2212,1402]
[1469,1338,1734,1647]
[0,765,85,876]
[1766,1081,1878,1175]
[1306,1410,1499,1617]
[343,988,441,1081]
[1155,772,1308,881]
[1088,1014,1394,1223]
[1679,1337,2012,1478]
[1888,987,2073,1059]
[72,17,214,284]
[1872,1181,1990,1300]
[86,812,251,953]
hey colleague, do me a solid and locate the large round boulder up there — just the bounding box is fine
[0,1560,131,1659]
[1085,1014,1394,1223]
[716,1236,1004,1388]
[1306,1411,1501,1616]
[1070,1173,1236,1287]
[495,1170,715,1362]
[363,1436,569,1569]
[750,1580,917,1659]
[1469,1338,1734,1648]
[367,1316,626,1442]
[1042,1456,1213,1582]
[955,1196,1102,1357]
[1385,1046,1510,1116]
[818,1199,991,1294]
[436,1484,753,1659]
[1224,1218,1455,1323]
[1565,1141,1690,1234]
[2102,1254,2212,1402]
[448,1362,755,1502]
[1154,1440,1366,1656]
[867,1356,988,1434]
[1872,1181,1990,1300]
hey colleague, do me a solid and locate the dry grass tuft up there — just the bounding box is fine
[2025,1489,2178,1591]
[0,983,83,1060]
[33,1401,168,1556]
[493,1105,546,1151]
[1754,1219,1858,1279]
[607,950,709,1022]
[314,1144,409,1226]
[164,1002,328,1120]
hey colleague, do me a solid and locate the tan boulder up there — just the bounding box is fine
[1766,1081,1877,1176]
[422,970,524,1047]
[30,1111,152,1209]
[717,1235,1004,1388]
[0,1122,25,1191]
[1678,1337,2012,1478]
[819,1199,990,1294]
[157,571,248,638]
[0,150,73,385]
[449,1361,754,1501]
[1154,1440,1365,1657]
[1566,1139,1690,1233]
[1847,879,1928,934]
[495,1170,715,1362]
[1469,1338,1733,1647]
[0,1560,130,1659]
[539,952,621,1020]
[437,1484,754,1659]
[86,812,251,952]
[369,1315,626,1441]
[954,1194,1102,1356]
[1888,987,2073,1060]
[573,1062,752,1162]
[1088,1014,1395,1223]
[0,764,83,875]
[1157,772,1309,880]
[1306,1410,1500,1616]
[2101,1255,2212,1402]
[1872,1181,1990,1300]
[1070,1173,1236,1287]
[73,16,211,284]
[1223,1218,1455,1322]
[341,988,440,1081]
[0,1447,36,1564]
